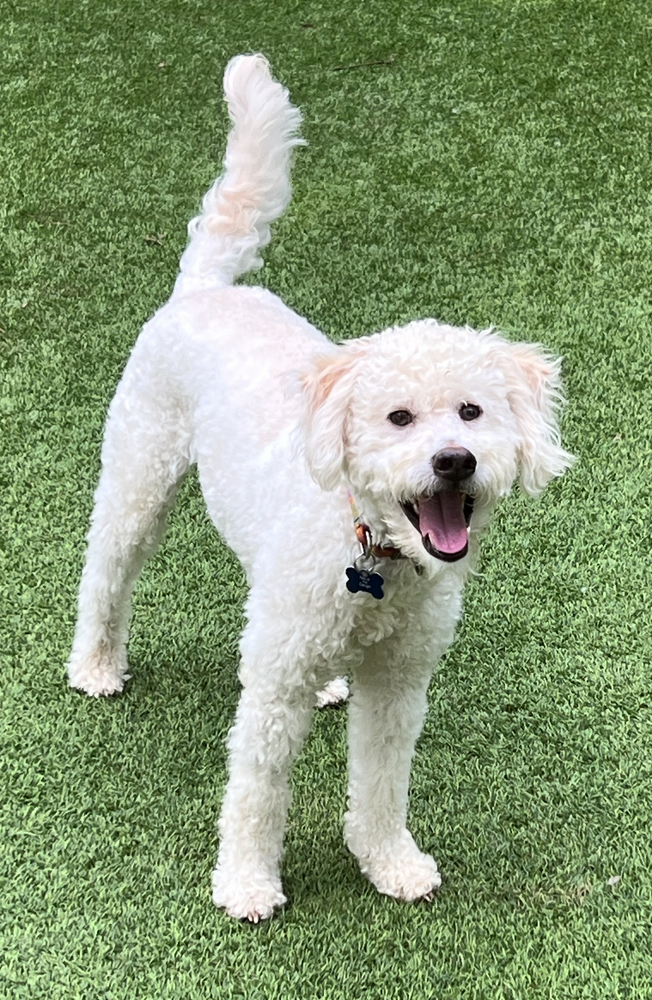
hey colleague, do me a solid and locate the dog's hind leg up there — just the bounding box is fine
[67,358,192,696]
[315,675,349,708]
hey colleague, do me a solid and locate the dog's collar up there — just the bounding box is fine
[347,492,402,560]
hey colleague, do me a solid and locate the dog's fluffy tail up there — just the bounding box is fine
[175,54,304,295]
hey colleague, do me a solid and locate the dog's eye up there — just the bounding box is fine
[388,410,414,427]
[458,402,482,422]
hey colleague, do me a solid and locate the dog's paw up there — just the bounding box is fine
[368,851,441,902]
[212,865,286,923]
[67,648,130,697]
[315,676,349,709]
[356,833,442,902]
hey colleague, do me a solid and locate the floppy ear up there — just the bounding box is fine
[301,341,368,491]
[499,341,574,496]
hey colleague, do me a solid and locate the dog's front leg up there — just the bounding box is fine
[212,676,315,922]
[344,638,442,902]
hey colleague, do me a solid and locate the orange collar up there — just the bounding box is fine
[347,493,402,560]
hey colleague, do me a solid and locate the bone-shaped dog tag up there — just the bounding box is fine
[345,566,384,599]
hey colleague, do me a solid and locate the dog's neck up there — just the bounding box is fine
[347,492,402,561]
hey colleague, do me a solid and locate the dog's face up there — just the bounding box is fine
[303,321,573,569]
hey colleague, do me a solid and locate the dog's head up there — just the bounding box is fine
[302,320,573,568]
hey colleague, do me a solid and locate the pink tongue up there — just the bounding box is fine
[417,493,468,555]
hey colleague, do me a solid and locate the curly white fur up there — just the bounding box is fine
[67,54,573,922]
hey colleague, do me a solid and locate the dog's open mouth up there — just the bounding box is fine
[400,493,474,562]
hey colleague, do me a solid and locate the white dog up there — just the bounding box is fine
[67,54,573,921]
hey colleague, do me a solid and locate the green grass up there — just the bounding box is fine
[3,0,652,996]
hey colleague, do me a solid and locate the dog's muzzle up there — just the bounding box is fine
[401,448,477,562]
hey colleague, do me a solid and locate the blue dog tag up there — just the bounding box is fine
[345,566,384,600]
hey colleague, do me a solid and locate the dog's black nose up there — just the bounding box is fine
[432,447,477,482]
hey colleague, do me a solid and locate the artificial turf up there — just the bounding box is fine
[2,0,652,996]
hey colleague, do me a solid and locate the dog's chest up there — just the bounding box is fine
[343,562,440,647]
